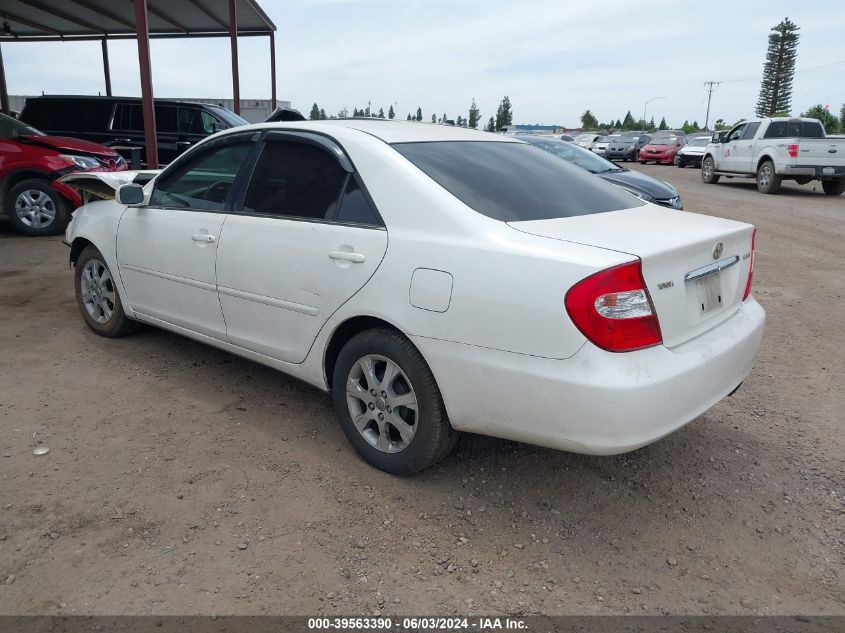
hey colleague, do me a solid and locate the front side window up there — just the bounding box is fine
[393,141,643,222]
[149,142,252,210]
[179,108,220,135]
[742,122,761,140]
[727,125,746,142]
[243,141,348,220]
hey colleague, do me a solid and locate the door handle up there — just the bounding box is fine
[176,141,192,147]
[192,233,216,243]
[328,250,365,263]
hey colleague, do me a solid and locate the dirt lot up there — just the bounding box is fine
[0,165,843,616]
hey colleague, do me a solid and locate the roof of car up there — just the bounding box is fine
[260,119,520,144]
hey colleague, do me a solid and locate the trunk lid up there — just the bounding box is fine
[509,204,754,348]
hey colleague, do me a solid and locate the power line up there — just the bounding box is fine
[720,59,845,85]
[704,81,720,131]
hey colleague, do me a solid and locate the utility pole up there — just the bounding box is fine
[704,81,720,131]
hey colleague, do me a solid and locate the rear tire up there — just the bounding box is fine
[822,180,845,196]
[5,178,68,236]
[74,246,141,337]
[332,328,457,475]
[756,160,781,194]
[701,156,720,184]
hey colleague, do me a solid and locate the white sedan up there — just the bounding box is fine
[63,120,765,474]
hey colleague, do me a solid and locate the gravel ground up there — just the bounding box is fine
[0,164,843,616]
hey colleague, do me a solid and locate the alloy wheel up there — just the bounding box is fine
[15,189,56,228]
[346,354,418,453]
[80,259,116,324]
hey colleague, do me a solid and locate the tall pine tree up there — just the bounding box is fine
[485,116,496,132]
[309,103,320,120]
[755,18,800,117]
[378,107,385,118]
[468,98,481,129]
[388,105,395,119]
[415,107,423,122]
[580,110,598,129]
[495,96,513,130]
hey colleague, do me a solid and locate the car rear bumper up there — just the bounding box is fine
[414,298,765,455]
[781,165,845,179]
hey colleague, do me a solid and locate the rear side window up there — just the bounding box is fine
[22,99,112,133]
[243,141,348,220]
[392,141,643,222]
[335,178,381,226]
[112,103,143,131]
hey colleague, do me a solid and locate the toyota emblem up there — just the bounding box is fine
[712,242,724,260]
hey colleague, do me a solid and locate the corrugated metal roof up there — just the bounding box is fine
[0,0,275,40]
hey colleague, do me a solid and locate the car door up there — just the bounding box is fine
[730,121,761,173]
[719,123,748,172]
[215,131,388,364]
[116,134,256,340]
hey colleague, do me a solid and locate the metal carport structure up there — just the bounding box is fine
[0,0,277,168]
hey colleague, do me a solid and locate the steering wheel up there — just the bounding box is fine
[203,181,231,203]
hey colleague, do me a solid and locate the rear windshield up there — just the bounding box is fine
[763,121,825,138]
[392,141,643,222]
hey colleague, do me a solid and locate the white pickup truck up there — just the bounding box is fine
[701,117,845,195]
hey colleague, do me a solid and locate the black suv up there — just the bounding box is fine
[20,96,248,166]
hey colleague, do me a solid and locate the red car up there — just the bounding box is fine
[1,112,126,236]
[638,133,687,165]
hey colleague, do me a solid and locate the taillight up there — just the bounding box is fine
[787,143,798,158]
[743,228,756,300]
[565,260,662,353]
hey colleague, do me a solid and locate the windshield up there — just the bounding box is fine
[207,105,248,128]
[617,135,640,143]
[649,136,679,146]
[520,136,622,173]
[0,113,43,139]
[687,137,710,147]
[392,141,642,222]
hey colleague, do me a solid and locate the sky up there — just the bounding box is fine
[3,0,845,128]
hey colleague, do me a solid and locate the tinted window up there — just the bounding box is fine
[179,108,219,135]
[149,142,252,210]
[335,178,381,226]
[155,105,178,133]
[113,103,143,131]
[243,141,347,220]
[764,121,824,138]
[22,98,112,133]
[742,122,761,140]
[393,141,643,222]
[520,136,620,173]
[0,112,43,138]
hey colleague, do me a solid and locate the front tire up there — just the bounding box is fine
[5,179,68,236]
[822,180,845,196]
[756,160,781,194]
[676,157,686,168]
[74,246,141,337]
[701,156,720,184]
[332,328,457,474]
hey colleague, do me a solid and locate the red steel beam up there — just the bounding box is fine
[101,38,111,96]
[228,0,240,115]
[134,0,158,169]
[269,32,276,110]
[0,43,9,116]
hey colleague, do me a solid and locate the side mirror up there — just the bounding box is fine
[711,132,724,143]
[212,122,227,133]
[117,183,146,206]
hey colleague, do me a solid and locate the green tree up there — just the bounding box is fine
[416,107,423,122]
[495,96,513,129]
[309,103,320,120]
[442,113,447,123]
[614,119,622,129]
[658,116,668,130]
[801,104,840,134]
[714,118,728,130]
[580,109,598,129]
[352,107,360,117]
[468,98,481,129]
[681,120,694,134]
[486,116,496,132]
[388,105,395,119]
[338,107,349,118]
[407,113,412,120]
[621,110,636,129]
[755,18,800,117]
[840,103,845,130]
[378,107,385,118]
[319,108,327,120]
[648,117,656,131]
[456,115,464,126]
[431,113,437,123]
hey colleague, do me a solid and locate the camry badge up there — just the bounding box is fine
[712,242,724,260]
